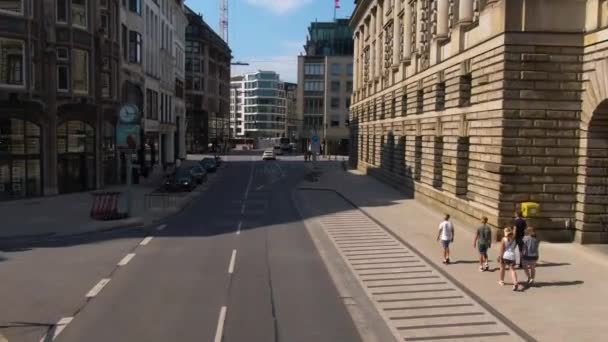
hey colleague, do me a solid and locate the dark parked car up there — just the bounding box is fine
[199,157,218,173]
[164,168,196,192]
[190,165,207,184]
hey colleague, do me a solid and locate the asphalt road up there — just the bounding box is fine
[0,153,361,342]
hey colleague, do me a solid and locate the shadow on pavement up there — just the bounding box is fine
[0,150,404,255]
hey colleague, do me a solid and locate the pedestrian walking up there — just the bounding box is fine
[514,211,528,268]
[473,216,492,271]
[522,227,540,286]
[436,214,454,264]
[498,227,520,291]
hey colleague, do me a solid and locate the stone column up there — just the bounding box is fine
[375,2,383,79]
[458,0,474,24]
[354,32,359,91]
[370,11,376,81]
[392,0,402,68]
[403,1,412,62]
[436,0,449,38]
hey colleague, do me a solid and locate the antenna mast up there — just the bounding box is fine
[220,0,228,43]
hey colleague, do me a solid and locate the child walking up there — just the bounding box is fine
[436,214,455,264]
[473,217,492,271]
[498,227,520,291]
[522,227,540,286]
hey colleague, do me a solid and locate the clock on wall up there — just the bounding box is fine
[118,104,140,124]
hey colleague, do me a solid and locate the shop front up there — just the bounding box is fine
[0,117,42,200]
[57,120,95,194]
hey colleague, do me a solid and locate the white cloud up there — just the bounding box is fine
[245,0,313,15]
[232,55,299,82]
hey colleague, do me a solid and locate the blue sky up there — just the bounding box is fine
[185,0,356,82]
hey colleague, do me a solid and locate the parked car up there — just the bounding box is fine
[190,165,207,184]
[214,155,222,166]
[164,168,196,192]
[199,157,218,172]
[262,149,276,160]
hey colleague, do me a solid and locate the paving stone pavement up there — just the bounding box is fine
[301,189,528,342]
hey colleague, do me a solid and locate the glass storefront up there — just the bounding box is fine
[0,118,42,200]
[57,120,95,194]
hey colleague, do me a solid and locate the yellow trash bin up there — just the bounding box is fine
[521,202,540,218]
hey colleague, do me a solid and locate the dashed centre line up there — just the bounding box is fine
[85,278,111,298]
[38,317,73,342]
[117,253,136,266]
[228,250,237,274]
[236,221,242,235]
[140,236,153,246]
[156,224,167,231]
[214,306,228,342]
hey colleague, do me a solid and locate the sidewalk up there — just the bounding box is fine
[304,160,606,341]
[0,159,213,240]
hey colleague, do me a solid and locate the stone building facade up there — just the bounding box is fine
[184,7,231,153]
[1,0,122,199]
[350,0,608,243]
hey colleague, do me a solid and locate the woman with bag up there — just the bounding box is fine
[498,227,520,291]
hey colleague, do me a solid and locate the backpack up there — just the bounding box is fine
[523,236,540,257]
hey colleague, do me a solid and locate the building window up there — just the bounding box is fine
[391,97,396,118]
[56,0,68,23]
[0,38,24,86]
[101,72,111,98]
[304,80,324,92]
[0,0,23,15]
[416,89,424,113]
[100,13,109,37]
[128,31,142,64]
[401,94,407,116]
[345,97,351,109]
[0,118,42,200]
[456,137,470,197]
[459,74,472,107]
[121,25,128,61]
[414,136,422,181]
[330,115,340,127]
[72,49,88,94]
[72,0,87,29]
[346,81,353,92]
[347,63,353,76]
[129,0,141,15]
[433,136,444,189]
[331,97,340,109]
[57,65,69,91]
[331,63,341,76]
[436,82,446,111]
[304,63,324,75]
[56,47,69,61]
[331,81,340,92]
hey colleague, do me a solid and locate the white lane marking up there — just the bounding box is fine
[236,221,242,235]
[214,306,228,342]
[140,236,153,246]
[86,278,111,298]
[255,185,264,191]
[243,157,255,200]
[228,250,237,274]
[240,203,246,214]
[117,253,136,266]
[156,224,167,231]
[275,162,286,178]
[38,317,73,342]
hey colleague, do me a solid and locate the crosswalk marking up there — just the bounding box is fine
[316,209,526,342]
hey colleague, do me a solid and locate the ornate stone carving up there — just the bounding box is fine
[473,0,481,23]
[410,0,417,55]
[447,0,455,38]
[419,0,431,69]
[363,46,370,83]
[384,22,393,77]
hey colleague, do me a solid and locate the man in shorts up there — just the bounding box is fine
[514,211,528,268]
[473,216,492,271]
[436,214,454,264]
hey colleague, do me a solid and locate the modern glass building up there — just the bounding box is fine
[297,19,353,155]
[230,71,286,138]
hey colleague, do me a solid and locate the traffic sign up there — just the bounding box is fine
[312,135,320,144]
